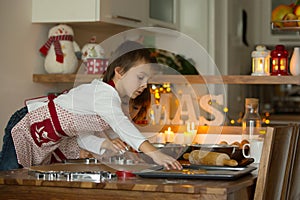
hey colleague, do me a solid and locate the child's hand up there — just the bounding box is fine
[146,150,182,170]
[101,138,129,153]
[79,149,93,158]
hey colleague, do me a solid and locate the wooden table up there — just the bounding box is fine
[0,166,257,200]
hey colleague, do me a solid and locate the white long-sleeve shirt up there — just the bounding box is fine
[12,79,146,167]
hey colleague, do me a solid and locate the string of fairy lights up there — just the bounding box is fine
[149,83,270,126]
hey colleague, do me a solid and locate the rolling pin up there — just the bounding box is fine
[188,150,238,167]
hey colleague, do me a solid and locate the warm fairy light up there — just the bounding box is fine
[265,119,270,124]
[198,125,208,133]
[150,83,172,103]
[259,129,266,134]
[223,107,228,113]
[265,112,270,117]
[163,83,170,88]
[230,119,235,124]
[154,92,160,99]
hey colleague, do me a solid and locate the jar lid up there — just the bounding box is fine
[252,45,270,58]
[245,98,259,105]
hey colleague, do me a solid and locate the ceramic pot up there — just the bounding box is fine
[290,47,300,76]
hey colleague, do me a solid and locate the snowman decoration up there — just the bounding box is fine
[39,24,80,74]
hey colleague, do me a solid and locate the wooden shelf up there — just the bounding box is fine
[33,74,300,85]
[33,74,100,83]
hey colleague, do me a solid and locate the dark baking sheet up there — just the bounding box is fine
[134,164,256,180]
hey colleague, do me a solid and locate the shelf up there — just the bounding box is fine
[33,74,100,83]
[33,74,300,85]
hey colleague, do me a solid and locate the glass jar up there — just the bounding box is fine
[242,98,262,141]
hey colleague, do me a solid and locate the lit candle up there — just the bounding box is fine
[184,130,196,144]
[191,122,195,131]
[258,59,263,72]
[187,122,191,132]
[156,132,166,144]
[165,127,174,143]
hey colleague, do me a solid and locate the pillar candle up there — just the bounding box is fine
[184,130,197,144]
[165,127,174,143]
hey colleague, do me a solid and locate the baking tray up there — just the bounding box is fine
[134,164,256,180]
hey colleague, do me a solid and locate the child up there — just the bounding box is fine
[79,85,151,159]
[0,41,182,170]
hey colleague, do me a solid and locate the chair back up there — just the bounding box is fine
[286,125,300,200]
[254,125,299,200]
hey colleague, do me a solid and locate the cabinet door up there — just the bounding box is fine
[148,0,179,29]
[32,0,100,22]
[100,0,148,27]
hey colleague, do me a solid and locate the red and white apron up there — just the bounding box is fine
[12,95,110,167]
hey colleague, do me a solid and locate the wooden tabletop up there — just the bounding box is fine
[0,164,257,200]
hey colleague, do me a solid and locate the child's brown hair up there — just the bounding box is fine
[103,41,156,83]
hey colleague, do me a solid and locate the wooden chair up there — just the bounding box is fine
[286,124,300,200]
[254,125,299,200]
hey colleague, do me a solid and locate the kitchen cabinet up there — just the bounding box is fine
[32,0,147,27]
[31,0,208,33]
[32,0,102,23]
[99,0,148,27]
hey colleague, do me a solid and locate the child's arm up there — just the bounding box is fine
[139,141,182,170]
[77,134,106,155]
[77,134,128,154]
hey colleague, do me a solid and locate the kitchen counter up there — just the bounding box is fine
[0,165,257,200]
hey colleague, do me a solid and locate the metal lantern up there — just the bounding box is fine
[251,45,270,76]
[271,45,289,76]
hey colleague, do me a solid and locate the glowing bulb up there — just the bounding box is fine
[154,93,160,99]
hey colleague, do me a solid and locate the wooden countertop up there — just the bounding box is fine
[0,164,257,200]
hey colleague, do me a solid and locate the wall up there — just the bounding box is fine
[0,0,70,148]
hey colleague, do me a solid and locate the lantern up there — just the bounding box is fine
[251,45,270,76]
[271,45,289,76]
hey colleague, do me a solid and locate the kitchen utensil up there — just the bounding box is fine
[189,150,238,167]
